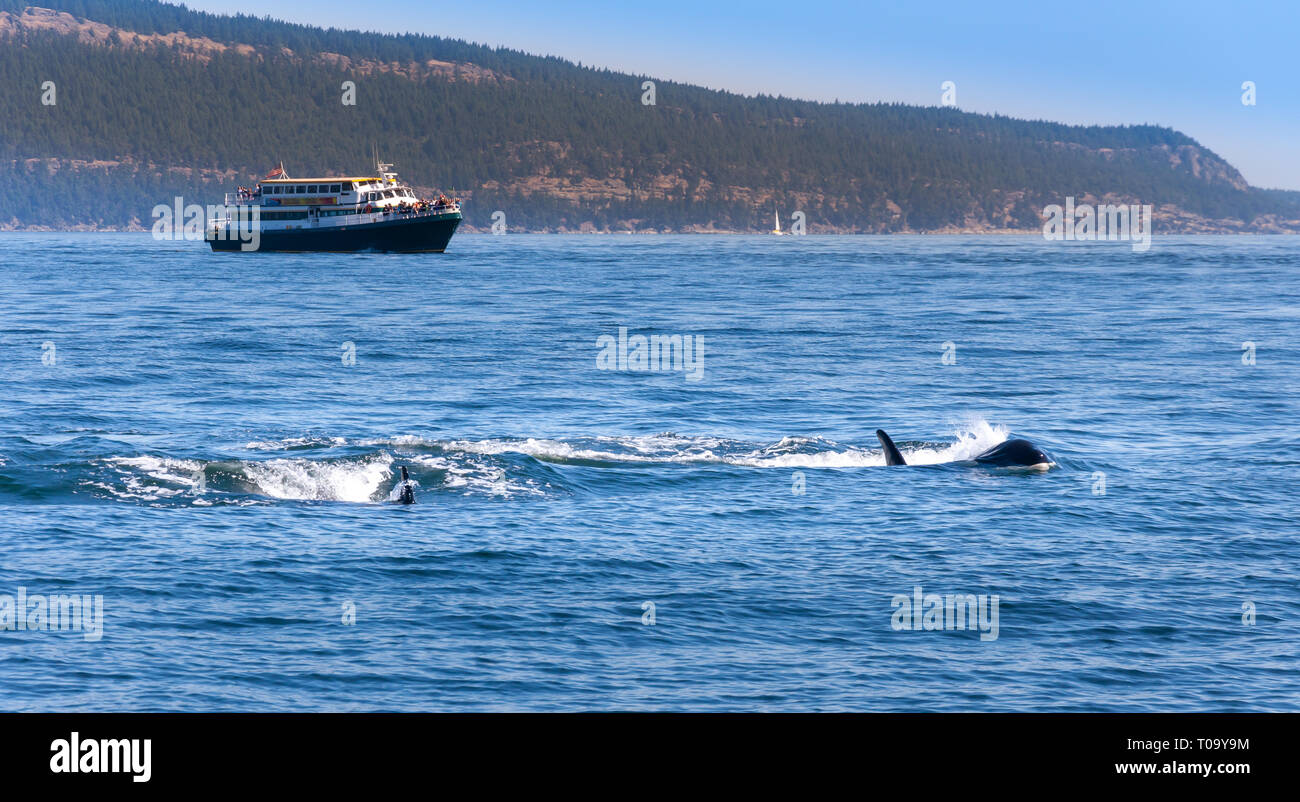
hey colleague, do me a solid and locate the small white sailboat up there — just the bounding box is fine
[771,208,784,236]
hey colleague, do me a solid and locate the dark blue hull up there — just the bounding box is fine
[208,211,461,252]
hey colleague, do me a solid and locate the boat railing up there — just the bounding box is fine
[383,202,462,216]
[209,199,460,230]
[223,192,261,206]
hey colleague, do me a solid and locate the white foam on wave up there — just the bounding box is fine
[446,436,665,462]
[432,418,1009,469]
[108,455,204,482]
[103,453,396,503]
[244,436,348,451]
[409,453,545,497]
[102,455,203,500]
[242,453,393,502]
[595,432,730,454]
[366,434,429,447]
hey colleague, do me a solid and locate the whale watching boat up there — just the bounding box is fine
[207,161,461,252]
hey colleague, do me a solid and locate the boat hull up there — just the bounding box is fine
[208,212,461,253]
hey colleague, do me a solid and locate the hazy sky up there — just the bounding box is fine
[183,0,1300,189]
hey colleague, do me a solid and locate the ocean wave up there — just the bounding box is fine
[240,454,394,503]
[364,418,1010,469]
[97,453,397,504]
[57,419,1012,506]
[244,436,348,451]
[409,454,546,497]
[91,449,546,505]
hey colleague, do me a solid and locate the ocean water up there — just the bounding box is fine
[0,232,1296,711]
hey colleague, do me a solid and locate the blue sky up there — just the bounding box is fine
[184,0,1300,189]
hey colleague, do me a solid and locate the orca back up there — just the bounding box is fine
[973,438,1049,467]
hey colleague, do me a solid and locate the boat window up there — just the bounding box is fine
[330,184,341,193]
[295,185,305,194]
[306,185,317,193]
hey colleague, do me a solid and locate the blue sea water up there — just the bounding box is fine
[0,232,1296,711]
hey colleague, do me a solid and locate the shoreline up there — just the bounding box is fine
[5,228,1300,236]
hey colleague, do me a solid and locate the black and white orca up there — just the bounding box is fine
[396,465,416,504]
[875,429,1052,471]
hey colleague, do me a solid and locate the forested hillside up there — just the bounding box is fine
[2,0,1298,231]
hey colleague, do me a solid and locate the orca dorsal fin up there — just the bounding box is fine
[397,465,415,504]
[876,430,907,466]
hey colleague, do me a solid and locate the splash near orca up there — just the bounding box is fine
[396,465,415,504]
[876,430,1052,470]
